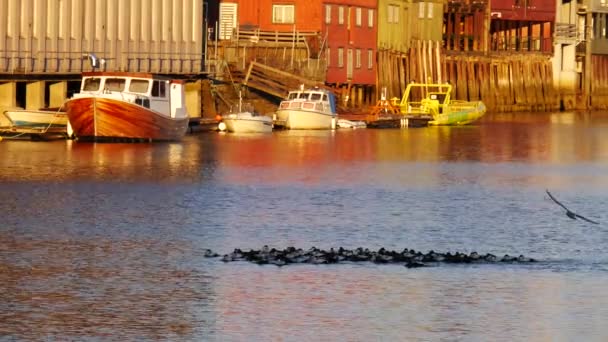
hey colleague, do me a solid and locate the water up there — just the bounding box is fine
[2,111,608,341]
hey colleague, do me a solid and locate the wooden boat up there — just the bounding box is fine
[275,86,337,130]
[399,83,486,126]
[3,109,68,128]
[219,93,273,133]
[64,71,189,141]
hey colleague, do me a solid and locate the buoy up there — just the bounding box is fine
[218,122,227,131]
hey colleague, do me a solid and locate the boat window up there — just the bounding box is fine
[298,92,309,99]
[287,92,299,100]
[83,78,101,91]
[152,80,167,98]
[323,94,328,101]
[129,79,150,94]
[310,93,322,101]
[105,78,126,92]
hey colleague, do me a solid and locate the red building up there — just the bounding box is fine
[323,1,378,85]
[219,0,323,38]
[219,0,377,86]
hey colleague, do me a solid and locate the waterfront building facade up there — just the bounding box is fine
[324,1,378,85]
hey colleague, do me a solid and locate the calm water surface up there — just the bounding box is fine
[1,111,608,341]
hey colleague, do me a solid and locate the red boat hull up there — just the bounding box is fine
[65,97,189,141]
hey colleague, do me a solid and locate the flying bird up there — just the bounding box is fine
[546,189,599,224]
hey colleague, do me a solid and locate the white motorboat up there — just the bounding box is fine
[274,86,337,130]
[221,112,273,133]
[3,108,68,128]
[219,92,273,133]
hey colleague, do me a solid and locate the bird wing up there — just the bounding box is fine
[574,213,600,225]
[546,190,570,211]
[547,189,600,224]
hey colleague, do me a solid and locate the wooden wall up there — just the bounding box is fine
[377,40,561,112]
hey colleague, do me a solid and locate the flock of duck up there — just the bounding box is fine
[203,246,537,268]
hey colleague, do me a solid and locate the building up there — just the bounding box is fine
[324,1,378,85]
[0,0,213,116]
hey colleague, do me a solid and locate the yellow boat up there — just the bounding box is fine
[399,83,486,126]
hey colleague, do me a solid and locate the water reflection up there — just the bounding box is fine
[2,112,608,340]
[0,135,215,183]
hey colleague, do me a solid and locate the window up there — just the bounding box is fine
[83,78,101,91]
[152,80,167,98]
[129,79,150,94]
[356,7,362,26]
[273,4,294,24]
[427,2,433,19]
[368,49,373,69]
[368,9,374,27]
[338,6,344,25]
[388,4,399,23]
[105,78,126,92]
[355,49,361,68]
[338,48,344,67]
[310,93,322,101]
[325,4,331,24]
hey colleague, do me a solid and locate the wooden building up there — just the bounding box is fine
[219,0,323,35]
[377,0,410,53]
[489,0,554,53]
[324,1,378,85]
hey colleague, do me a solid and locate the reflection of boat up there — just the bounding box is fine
[399,83,486,125]
[65,71,189,141]
[275,86,337,130]
[219,93,273,133]
[3,109,68,128]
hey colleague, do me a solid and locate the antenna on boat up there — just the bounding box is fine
[82,53,106,71]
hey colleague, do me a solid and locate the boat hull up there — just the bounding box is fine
[65,97,189,141]
[428,102,486,126]
[275,109,335,130]
[223,115,273,133]
[4,109,68,128]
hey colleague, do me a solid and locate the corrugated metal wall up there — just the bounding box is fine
[0,0,205,74]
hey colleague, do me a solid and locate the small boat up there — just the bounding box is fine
[3,108,68,128]
[337,118,366,129]
[65,69,189,141]
[219,93,273,133]
[399,82,486,125]
[275,86,337,130]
